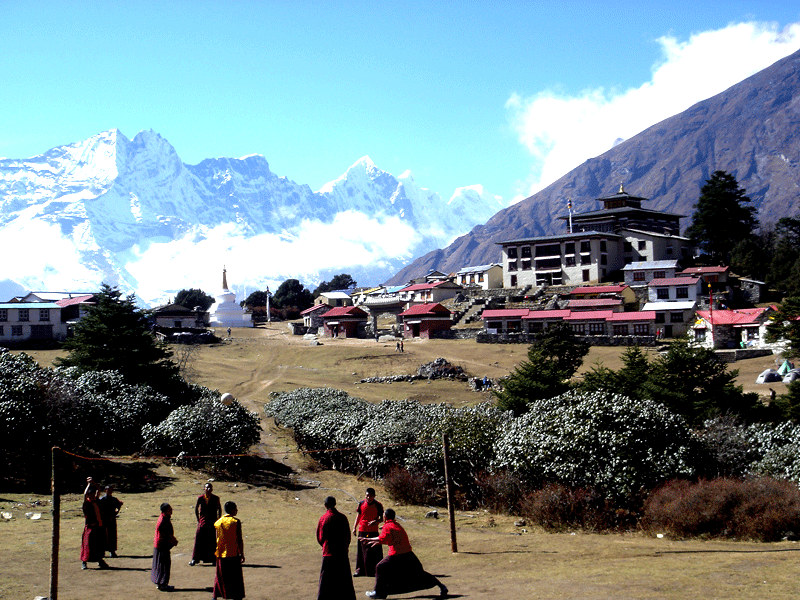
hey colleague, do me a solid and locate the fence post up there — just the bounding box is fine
[442,433,458,553]
[50,446,61,600]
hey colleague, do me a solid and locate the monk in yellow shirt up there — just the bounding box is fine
[213,501,245,600]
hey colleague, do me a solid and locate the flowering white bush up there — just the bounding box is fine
[492,391,699,501]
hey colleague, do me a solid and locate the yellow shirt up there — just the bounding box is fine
[214,514,243,558]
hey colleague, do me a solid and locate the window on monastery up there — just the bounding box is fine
[600,254,607,265]
[0,309,6,321]
[654,271,666,279]
[583,269,590,282]
[564,242,575,255]
[588,322,604,334]
[0,326,3,336]
[600,240,607,252]
[613,324,629,336]
[529,321,544,332]
[634,271,645,281]
[18,308,29,322]
[510,275,517,287]
[521,245,531,258]
[39,308,50,321]
[694,328,706,342]
[535,244,561,257]
[655,313,665,323]
[507,247,518,259]
[656,288,669,300]
[581,254,591,265]
[669,312,684,323]
[508,261,517,272]
[565,257,576,266]
[624,241,633,252]
[666,245,674,255]
[478,273,484,282]
[638,240,647,251]
[12,325,23,336]
[676,287,689,299]
[580,240,591,253]
[634,324,649,335]
[570,323,585,334]
[521,259,532,270]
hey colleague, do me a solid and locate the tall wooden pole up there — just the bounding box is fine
[49,447,61,600]
[442,433,458,553]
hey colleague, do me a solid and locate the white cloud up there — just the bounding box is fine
[4,220,102,290]
[507,21,800,199]
[125,212,419,305]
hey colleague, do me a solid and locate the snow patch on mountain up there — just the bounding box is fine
[0,130,502,305]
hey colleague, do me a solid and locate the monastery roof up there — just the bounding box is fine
[498,230,619,246]
[301,304,329,315]
[400,281,460,292]
[642,301,697,311]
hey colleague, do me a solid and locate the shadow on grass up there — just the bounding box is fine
[2,453,176,494]
[188,455,315,491]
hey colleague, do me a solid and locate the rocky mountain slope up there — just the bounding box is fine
[388,48,800,284]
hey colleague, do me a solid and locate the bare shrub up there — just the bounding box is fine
[519,483,631,532]
[474,471,527,514]
[641,477,800,541]
[383,466,439,506]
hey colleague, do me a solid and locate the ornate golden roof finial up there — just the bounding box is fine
[618,182,625,194]
[222,266,228,290]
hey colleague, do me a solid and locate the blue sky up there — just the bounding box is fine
[3,1,800,205]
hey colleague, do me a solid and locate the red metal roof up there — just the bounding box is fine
[568,298,623,308]
[399,280,455,292]
[607,311,656,321]
[400,302,451,317]
[570,285,629,295]
[564,310,615,321]
[482,309,530,319]
[300,304,328,315]
[522,309,571,320]
[679,266,729,275]
[695,307,772,326]
[322,306,368,318]
[56,294,95,307]
[648,277,699,287]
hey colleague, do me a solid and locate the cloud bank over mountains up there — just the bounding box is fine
[0,130,504,305]
[507,20,800,200]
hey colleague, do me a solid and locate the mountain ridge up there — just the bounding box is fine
[0,129,501,305]
[387,47,800,285]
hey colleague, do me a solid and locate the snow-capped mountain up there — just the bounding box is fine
[0,129,503,305]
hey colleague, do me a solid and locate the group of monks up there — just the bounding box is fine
[80,480,449,600]
[316,488,448,600]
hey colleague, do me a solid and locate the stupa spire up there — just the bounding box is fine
[222,266,228,290]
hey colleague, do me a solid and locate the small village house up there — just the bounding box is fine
[399,302,452,339]
[691,306,778,350]
[321,305,368,338]
[454,263,503,290]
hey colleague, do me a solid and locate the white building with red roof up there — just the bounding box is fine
[691,306,778,350]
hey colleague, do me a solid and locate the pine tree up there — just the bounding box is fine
[56,284,178,388]
[494,322,589,416]
[685,171,758,264]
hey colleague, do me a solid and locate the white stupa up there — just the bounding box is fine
[208,267,253,328]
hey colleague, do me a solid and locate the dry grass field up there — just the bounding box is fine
[3,324,799,600]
